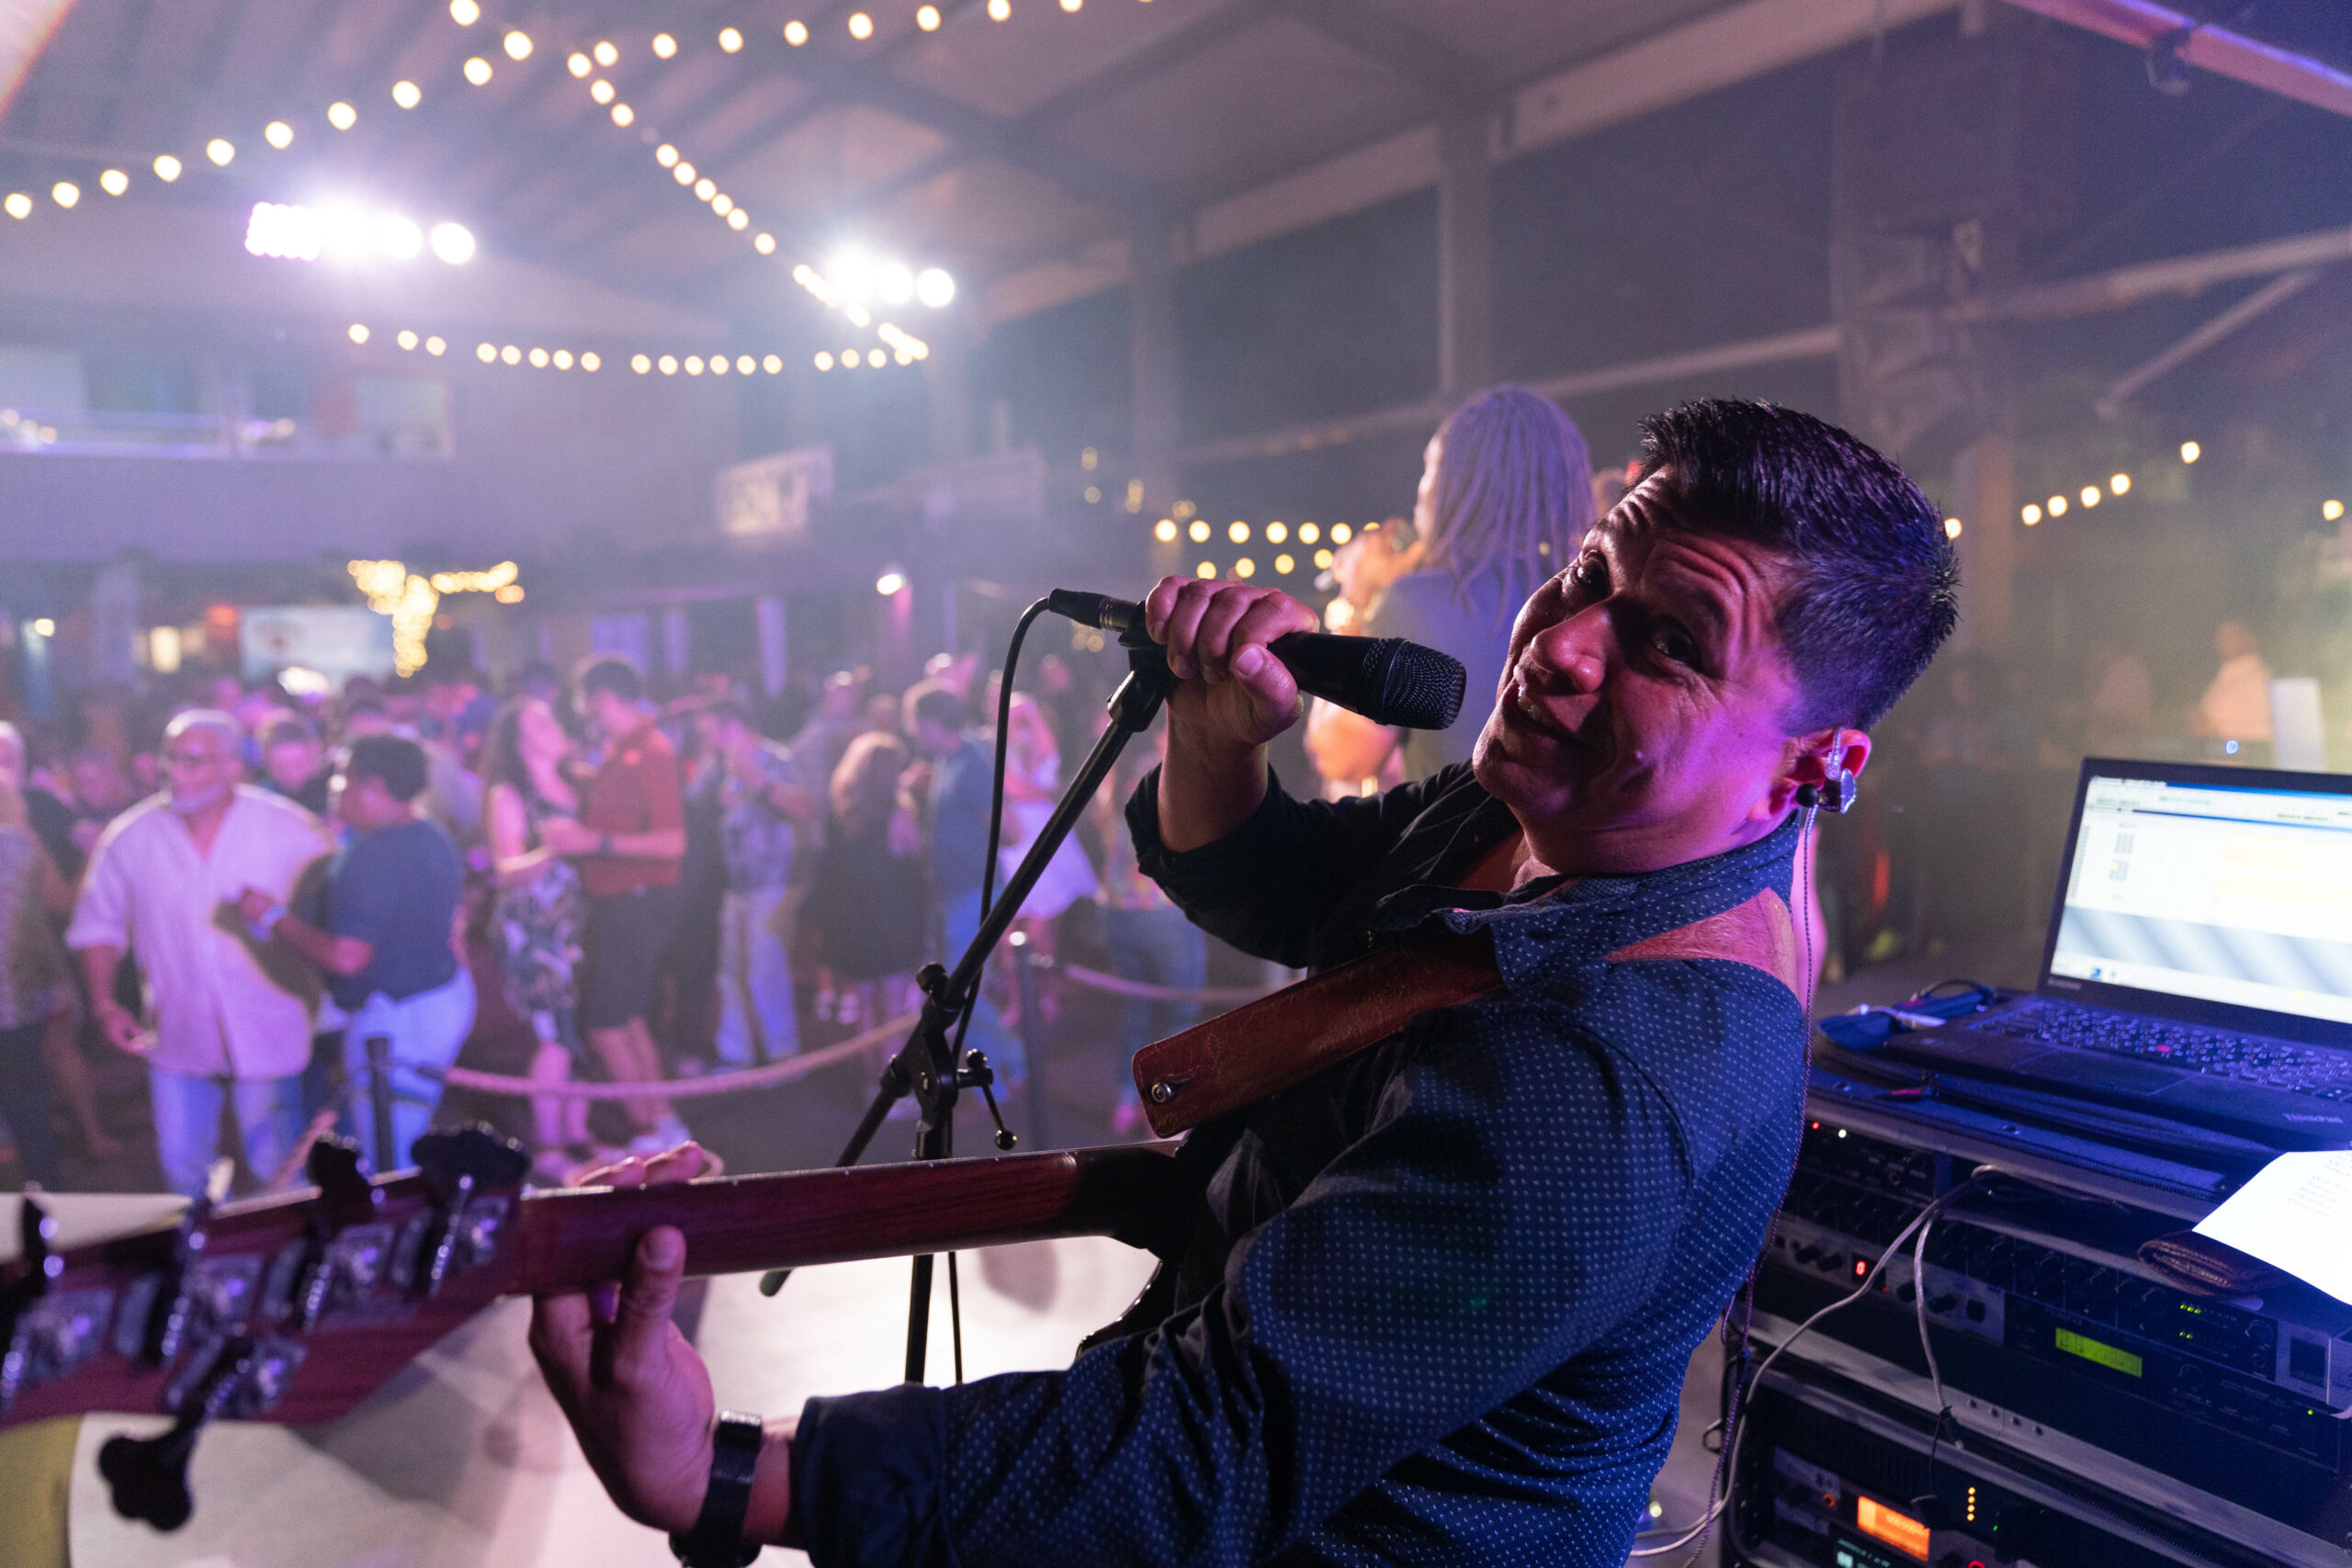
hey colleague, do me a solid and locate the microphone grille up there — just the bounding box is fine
[1374,639,1467,730]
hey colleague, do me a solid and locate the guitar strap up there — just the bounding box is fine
[1131,886,1802,1137]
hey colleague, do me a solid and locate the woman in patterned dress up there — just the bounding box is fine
[480,697,594,1180]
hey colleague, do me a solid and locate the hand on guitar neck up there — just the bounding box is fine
[526,1143,799,1551]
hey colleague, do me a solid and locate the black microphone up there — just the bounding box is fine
[1046,590,1467,730]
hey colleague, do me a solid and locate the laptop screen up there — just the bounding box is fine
[2048,771,2352,1029]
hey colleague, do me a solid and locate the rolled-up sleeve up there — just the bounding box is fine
[790,998,1693,1568]
[1123,766,1442,969]
[63,826,131,952]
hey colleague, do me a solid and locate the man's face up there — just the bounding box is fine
[1472,469,1812,866]
[162,727,240,814]
[578,689,634,742]
[265,739,319,790]
[334,773,405,830]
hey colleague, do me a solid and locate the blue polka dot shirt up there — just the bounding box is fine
[793,764,1808,1567]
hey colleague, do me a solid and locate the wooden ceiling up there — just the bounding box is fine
[0,0,1732,315]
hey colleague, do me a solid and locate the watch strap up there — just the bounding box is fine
[670,1411,763,1566]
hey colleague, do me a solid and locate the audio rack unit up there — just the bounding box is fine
[1730,1367,2297,1568]
[1753,1116,2352,1561]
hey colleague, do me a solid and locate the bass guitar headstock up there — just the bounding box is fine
[0,1124,530,1531]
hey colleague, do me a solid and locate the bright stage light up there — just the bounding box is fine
[658,355,678,375]
[876,569,908,596]
[99,168,128,195]
[425,336,446,355]
[610,103,634,126]
[464,57,492,85]
[591,79,615,103]
[2080,485,2100,508]
[429,221,476,264]
[917,6,941,28]
[503,29,531,59]
[719,26,743,51]
[2046,494,2066,516]
[1299,523,1318,542]
[1266,521,1287,543]
[1228,521,1249,543]
[848,13,874,39]
[449,0,480,23]
[392,80,422,108]
[594,40,617,66]
[207,138,235,165]
[328,101,356,129]
[878,262,914,304]
[397,330,418,350]
[989,0,1010,17]
[50,181,76,208]
[153,153,181,181]
[1330,523,1351,543]
[348,323,369,344]
[915,267,955,308]
[712,193,733,215]
[265,120,293,149]
[375,214,422,257]
[684,355,705,375]
[815,352,834,371]
[709,355,729,376]
[786,19,809,44]
[754,232,775,254]
[652,32,677,58]
[737,355,755,374]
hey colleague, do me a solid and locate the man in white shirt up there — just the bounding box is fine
[67,710,333,1195]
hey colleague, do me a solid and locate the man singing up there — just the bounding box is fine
[529,400,1959,1566]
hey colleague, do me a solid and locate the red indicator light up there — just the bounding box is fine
[1854,1258,1871,1279]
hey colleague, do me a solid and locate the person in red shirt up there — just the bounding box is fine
[537,656,688,1151]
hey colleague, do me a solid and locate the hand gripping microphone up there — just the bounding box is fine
[1046,590,1467,730]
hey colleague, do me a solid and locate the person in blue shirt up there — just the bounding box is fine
[529,400,1959,1567]
[242,733,472,1173]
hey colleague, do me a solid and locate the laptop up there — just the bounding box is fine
[1871,758,2352,1151]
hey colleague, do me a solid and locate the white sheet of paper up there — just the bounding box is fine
[2194,1150,2352,1305]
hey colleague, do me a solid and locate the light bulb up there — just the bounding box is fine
[610,103,633,125]
[712,193,733,215]
[206,138,235,165]
[348,322,369,344]
[392,80,422,108]
[727,209,749,230]
[449,0,479,22]
[528,347,549,367]
[848,12,874,39]
[684,355,704,375]
[503,29,531,60]
[594,39,617,66]
[2080,486,2100,508]
[429,221,476,264]
[718,26,743,51]
[915,266,956,307]
[477,342,497,362]
[501,344,521,364]
[99,168,128,195]
[815,351,834,371]
[632,354,652,373]
[464,56,492,85]
[651,32,677,58]
[2021,503,2041,525]
[425,336,446,355]
[917,5,941,28]
[50,181,77,207]
[656,143,679,166]
[1188,520,1210,542]
[2109,473,2131,496]
[674,162,696,185]
[754,232,775,254]
[989,0,1010,17]
[2325,500,2346,522]
[763,355,782,373]
[694,177,716,200]
[1234,557,1254,578]
[581,352,599,371]
[591,78,615,103]
[328,100,356,129]
[1228,521,1249,543]
[1195,562,1216,579]
[264,120,293,149]
[153,153,182,180]
[1155,520,1177,542]
[397,330,419,350]
[867,348,887,367]
[786,19,808,44]
[2180,440,2200,464]
[569,52,591,76]
[1942,517,1962,539]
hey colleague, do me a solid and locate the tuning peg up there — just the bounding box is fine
[99,1419,200,1530]
[413,1125,530,1193]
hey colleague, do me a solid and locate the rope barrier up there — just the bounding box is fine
[1056,963,1272,1006]
[427,1012,921,1100]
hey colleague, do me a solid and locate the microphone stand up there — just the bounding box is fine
[765,621,1179,1383]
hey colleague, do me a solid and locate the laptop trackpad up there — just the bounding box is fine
[2015,1051,2178,1096]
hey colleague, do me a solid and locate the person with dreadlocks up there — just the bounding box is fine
[1319,386,1598,788]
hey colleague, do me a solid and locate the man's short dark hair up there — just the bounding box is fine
[1635,400,1959,731]
[343,734,430,802]
[904,680,964,734]
[574,654,643,705]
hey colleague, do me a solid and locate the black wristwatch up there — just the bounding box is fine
[670,1411,764,1566]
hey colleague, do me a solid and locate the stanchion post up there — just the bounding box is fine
[1008,931,1047,1149]
[364,1034,395,1172]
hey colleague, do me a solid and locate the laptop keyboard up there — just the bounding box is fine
[1975,999,2352,1099]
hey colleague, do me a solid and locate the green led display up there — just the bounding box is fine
[2055,1326,2144,1378]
